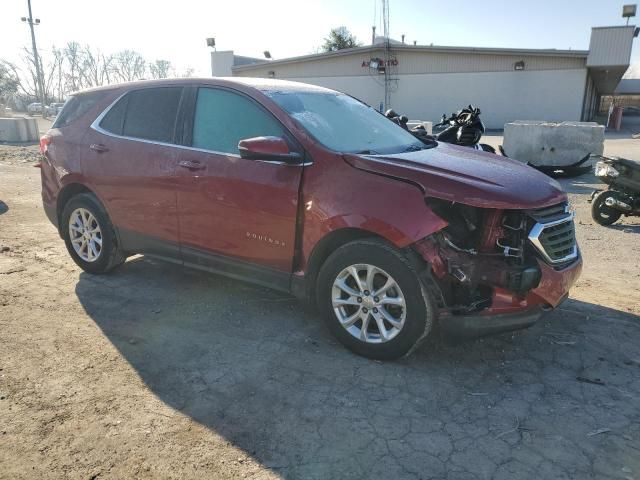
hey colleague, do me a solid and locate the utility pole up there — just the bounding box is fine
[21,0,46,117]
[381,0,391,111]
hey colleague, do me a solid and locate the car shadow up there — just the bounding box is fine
[75,256,640,479]
[0,200,8,215]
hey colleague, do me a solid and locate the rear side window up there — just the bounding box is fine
[192,88,285,154]
[100,87,183,143]
[99,95,128,135]
[52,93,106,128]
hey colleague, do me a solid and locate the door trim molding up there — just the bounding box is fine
[117,227,295,294]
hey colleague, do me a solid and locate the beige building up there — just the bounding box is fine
[211,26,636,129]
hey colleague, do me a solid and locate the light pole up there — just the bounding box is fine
[21,0,46,117]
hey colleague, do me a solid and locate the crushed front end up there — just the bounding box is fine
[413,200,582,337]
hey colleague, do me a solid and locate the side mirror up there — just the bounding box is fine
[238,136,302,164]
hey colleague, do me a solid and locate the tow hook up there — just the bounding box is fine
[449,266,469,283]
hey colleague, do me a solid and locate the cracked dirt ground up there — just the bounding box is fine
[0,144,639,479]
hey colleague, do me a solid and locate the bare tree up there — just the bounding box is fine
[111,50,146,83]
[148,59,173,79]
[7,42,195,108]
[0,60,20,103]
[63,41,83,92]
[179,67,196,78]
[82,46,113,88]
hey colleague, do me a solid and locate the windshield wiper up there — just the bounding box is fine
[355,149,380,155]
[402,144,425,152]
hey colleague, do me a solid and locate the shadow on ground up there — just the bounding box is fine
[75,256,640,480]
[0,200,8,215]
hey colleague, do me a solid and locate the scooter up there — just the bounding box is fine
[385,105,495,152]
[589,154,640,225]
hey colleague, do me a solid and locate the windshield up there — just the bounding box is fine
[264,90,430,154]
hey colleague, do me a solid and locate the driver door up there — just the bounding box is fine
[176,87,304,284]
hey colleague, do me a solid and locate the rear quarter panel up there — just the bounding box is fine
[41,90,123,219]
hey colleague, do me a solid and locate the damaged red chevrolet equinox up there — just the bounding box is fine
[40,78,582,359]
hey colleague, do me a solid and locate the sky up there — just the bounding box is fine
[1,0,639,76]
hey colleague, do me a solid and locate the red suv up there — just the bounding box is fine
[40,78,582,359]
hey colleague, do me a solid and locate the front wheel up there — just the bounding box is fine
[317,239,435,360]
[591,190,622,226]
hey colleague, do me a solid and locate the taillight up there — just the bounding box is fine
[39,135,51,155]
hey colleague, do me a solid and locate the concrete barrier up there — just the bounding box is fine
[503,121,605,166]
[0,117,40,143]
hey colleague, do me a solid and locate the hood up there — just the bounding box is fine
[343,143,566,210]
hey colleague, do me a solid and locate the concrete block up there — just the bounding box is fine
[0,117,40,143]
[503,121,605,166]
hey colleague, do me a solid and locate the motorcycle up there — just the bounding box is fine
[385,105,495,153]
[589,154,640,225]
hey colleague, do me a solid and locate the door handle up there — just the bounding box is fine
[90,143,109,153]
[179,160,206,171]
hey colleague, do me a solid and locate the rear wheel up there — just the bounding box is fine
[591,190,622,226]
[317,238,435,360]
[61,193,125,273]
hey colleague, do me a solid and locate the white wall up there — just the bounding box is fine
[392,69,588,129]
[285,75,385,112]
[284,69,587,129]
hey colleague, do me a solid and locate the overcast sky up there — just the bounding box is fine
[1,0,638,76]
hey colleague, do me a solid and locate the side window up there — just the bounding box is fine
[100,87,182,143]
[99,95,128,135]
[53,92,106,129]
[192,88,285,154]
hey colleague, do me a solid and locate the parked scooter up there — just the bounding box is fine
[589,154,640,225]
[385,105,495,152]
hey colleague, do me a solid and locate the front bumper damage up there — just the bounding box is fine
[412,233,583,338]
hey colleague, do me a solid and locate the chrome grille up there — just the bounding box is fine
[528,203,578,265]
[529,202,569,223]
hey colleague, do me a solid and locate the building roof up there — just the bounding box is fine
[233,43,589,72]
[615,78,640,95]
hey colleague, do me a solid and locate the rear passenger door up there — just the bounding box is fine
[83,86,185,259]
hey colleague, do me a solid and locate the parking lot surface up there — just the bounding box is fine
[1,134,639,479]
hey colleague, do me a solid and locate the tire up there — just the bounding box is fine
[61,193,125,274]
[480,143,496,154]
[591,190,622,226]
[317,238,436,360]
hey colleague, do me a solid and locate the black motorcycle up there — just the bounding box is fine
[590,154,640,225]
[385,105,495,152]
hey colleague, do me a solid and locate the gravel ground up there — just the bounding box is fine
[0,136,639,480]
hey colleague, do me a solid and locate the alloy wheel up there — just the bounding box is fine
[68,207,103,262]
[331,263,406,343]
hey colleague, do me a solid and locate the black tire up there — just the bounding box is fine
[480,143,496,154]
[317,238,436,360]
[60,193,125,274]
[591,190,622,226]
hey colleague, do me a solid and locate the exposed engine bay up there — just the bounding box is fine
[413,200,578,314]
